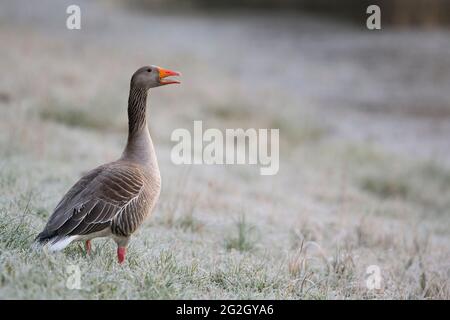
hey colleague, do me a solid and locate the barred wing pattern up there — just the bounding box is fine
[37,162,149,242]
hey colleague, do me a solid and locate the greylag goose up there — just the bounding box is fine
[36,66,181,263]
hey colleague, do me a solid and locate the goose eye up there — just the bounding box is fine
[147,69,152,73]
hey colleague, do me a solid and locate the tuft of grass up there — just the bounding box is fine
[157,206,204,233]
[156,172,204,233]
[420,272,450,299]
[329,247,356,282]
[289,218,321,249]
[39,107,112,131]
[209,260,284,297]
[288,240,310,279]
[0,193,39,251]
[360,175,411,199]
[37,96,125,132]
[176,212,204,233]
[270,116,328,145]
[224,214,257,252]
[418,161,450,192]
[208,103,251,121]
[358,159,450,215]
[353,218,396,249]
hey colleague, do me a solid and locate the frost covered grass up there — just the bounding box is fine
[0,0,449,299]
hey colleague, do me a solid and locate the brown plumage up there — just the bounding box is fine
[36,66,181,263]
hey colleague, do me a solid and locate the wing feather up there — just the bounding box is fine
[36,162,145,242]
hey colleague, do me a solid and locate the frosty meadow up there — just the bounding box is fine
[171,121,279,175]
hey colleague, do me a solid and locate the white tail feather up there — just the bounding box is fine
[47,236,78,252]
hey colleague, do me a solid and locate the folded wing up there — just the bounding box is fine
[36,162,144,243]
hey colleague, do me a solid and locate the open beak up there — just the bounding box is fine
[159,67,181,85]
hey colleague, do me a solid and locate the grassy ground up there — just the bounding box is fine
[0,0,449,299]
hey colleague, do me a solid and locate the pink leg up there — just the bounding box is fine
[117,247,127,264]
[85,240,91,254]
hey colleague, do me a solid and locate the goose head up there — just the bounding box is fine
[131,65,181,89]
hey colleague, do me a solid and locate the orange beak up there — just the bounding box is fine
[159,67,181,85]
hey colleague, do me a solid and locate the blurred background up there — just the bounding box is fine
[0,0,449,299]
[130,0,450,27]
